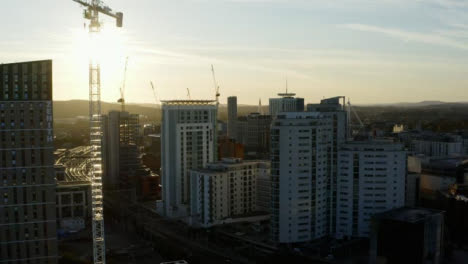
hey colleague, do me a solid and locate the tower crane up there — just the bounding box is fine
[211,64,220,109]
[71,1,123,264]
[211,65,221,150]
[117,56,129,112]
[258,98,262,114]
[347,99,365,135]
[150,81,157,104]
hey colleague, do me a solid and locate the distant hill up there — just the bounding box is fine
[54,100,468,131]
[53,100,269,123]
[364,101,468,108]
[352,102,468,131]
[54,100,161,121]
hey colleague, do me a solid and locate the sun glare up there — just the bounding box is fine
[71,24,128,102]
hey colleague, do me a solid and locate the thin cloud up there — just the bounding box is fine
[341,23,468,50]
[430,0,468,8]
[130,42,315,80]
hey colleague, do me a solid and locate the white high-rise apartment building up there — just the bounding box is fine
[412,139,462,158]
[190,158,270,227]
[270,112,333,243]
[307,96,348,235]
[161,100,217,217]
[336,140,406,238]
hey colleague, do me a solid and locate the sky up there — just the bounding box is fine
[1,0,467,105]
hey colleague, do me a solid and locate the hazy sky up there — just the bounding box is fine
[1,0,467,105]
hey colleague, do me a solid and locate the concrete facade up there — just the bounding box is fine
[190,158,270,227]
[161,100,217,217]
[270,112,333,243]
[227,96,237,140]
[335,140,406,238]
[306,96,348,235]
[412,139,463,158]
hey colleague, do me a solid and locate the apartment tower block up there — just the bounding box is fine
[0,60,58,263]
[161,100,217,217]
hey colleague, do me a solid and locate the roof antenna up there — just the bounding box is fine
[285,77,288,94]
[258,98,262,114]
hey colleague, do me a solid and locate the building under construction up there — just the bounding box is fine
[102,111,141,189]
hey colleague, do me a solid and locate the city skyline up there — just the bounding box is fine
[1,0,467,105]
[2,1,468,263]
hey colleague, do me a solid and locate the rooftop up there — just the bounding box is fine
[191,159,270,173]
[55,146,92,183]
[340,140,404,151]
[0,59,52,66]
[426,156,468,168]
[275,111,322,119]
[237,113,271,121]
[343,138,397,145]
[373,207,444,223]
[277,92,296,97]
[422,156,468,175]
[161,100,215,105]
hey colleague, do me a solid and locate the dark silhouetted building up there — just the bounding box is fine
[102,111,142,189]
[227,96,237,140]
[0,60,58,262]
[218,136,244,160]
[237,113,271,159]
[419,156,468,204]
[370,207,444,264]
[430,185,468,247]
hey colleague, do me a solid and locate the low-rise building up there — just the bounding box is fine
[433,185,468,246]
[54,147,92,232]
[56,182,91,232]
[190,158,270,227]
[218,136,244,160]
[419,157,468,203]
[398,132,464,158]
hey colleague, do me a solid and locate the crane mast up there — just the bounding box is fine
[150,81,157,103]
[211,65,220,148]
[347,99,364,136]
[211,64,220,109]
[118,57,129,112]
[72,1,123,264]
[186,88,191,99]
